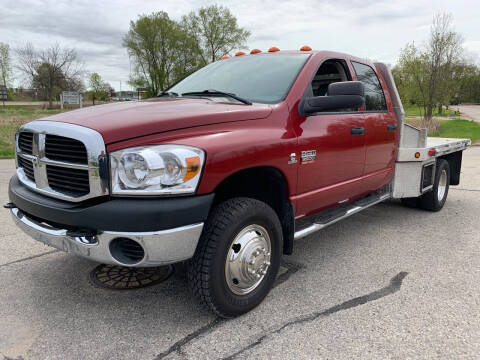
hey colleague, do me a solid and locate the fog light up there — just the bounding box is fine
[109,237,145,265]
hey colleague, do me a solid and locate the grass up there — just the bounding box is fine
[0,106,478,160]
[430,119,480,143]
[0,106,69,159]
[0,106,65,121]
[0,124,20,158]
[404,103,456,118]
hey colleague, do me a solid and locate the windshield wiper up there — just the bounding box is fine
[157,91,179,97]
[181,89,252,105]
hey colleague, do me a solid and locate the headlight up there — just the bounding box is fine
[110,145,205,195]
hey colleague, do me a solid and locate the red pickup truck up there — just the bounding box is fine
[7,48,470,318]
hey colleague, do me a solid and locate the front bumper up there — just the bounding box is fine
[8,175,214,267]
[10,208,203,266]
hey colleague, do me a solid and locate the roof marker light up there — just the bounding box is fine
[268,47,280,52]
[235,51,246,56]
[221,55,230,60]
[300,45,312,51]
[250,49,262,54]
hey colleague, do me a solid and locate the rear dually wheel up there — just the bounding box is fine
[401,159,450,211]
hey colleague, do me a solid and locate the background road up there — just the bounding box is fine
[1,148,479,360]
[455,105,480,122]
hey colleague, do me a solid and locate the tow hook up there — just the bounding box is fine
[3,202,16,209]
[66,230,99,246]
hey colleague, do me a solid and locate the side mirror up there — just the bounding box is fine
[299,81,365,116]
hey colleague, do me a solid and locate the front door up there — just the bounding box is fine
[295,59,366,217]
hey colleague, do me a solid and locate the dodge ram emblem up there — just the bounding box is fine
[288,153,297,164]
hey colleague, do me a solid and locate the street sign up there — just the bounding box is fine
[0,86,7,101]
[62,91,81,104]
[61,91,82,108]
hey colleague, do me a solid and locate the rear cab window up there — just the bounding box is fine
[351,61,387,112]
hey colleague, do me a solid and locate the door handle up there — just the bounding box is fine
[351,127,365,135]
[387,123,397,131]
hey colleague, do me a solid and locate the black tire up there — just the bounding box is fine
[187,197,283,318]
[419,159,450,211]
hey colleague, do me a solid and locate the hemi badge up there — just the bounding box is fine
[301,150,316,163]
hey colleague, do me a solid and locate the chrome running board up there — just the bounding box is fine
[294,191,391,240]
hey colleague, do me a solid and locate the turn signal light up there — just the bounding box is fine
[415,152,421,159]
[300,45,312,51]
[235,51,246,56]
[250,49,262,54]
[184,156,201,181]
[268,46,280,52]
[221,55,229,60]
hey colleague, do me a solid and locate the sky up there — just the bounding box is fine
[1,0,479,91]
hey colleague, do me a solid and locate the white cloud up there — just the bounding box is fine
[1,0,478,90]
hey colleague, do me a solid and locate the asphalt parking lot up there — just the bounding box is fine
[1,147,479,360]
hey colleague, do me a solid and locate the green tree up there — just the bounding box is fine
[88,72,109,105]
[182,5,250,65]
[123,12,200,97]
[457,64,480,103]
[393,14,464,131]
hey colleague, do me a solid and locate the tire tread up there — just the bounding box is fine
[187,197,279,318]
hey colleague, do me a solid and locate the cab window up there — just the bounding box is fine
[351,61,387,111]
[309,59,352,97]
[304,59,355,113]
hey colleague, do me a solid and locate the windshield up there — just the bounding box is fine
[168,53,310,104]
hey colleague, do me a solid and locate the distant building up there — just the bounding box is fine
[112,89,148,101]
[13,88,40,100]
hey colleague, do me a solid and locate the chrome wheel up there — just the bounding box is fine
[225,224,272,295]
[437,169,447,201]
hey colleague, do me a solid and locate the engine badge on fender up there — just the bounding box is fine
[301,150,316,163]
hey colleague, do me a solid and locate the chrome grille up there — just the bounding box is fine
[46,165,90,196]
[17,156,35,182]
[15,121,108,202]
[45,134,88,164]
[18,132,33,154]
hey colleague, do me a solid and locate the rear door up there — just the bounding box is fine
[351,61,397,192]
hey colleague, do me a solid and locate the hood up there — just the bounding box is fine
[39,98,273,144]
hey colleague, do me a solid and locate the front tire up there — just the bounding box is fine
[187,197,283,318]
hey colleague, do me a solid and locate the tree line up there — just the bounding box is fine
[392,13,480,130]
[0,5,248,106]
[0,7,478,125]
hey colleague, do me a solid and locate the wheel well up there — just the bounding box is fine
[213,167,294,255]
[439,151,463,185]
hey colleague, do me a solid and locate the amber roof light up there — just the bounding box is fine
[250,49,262,54]
[221,55,230,60]
[300,45,312,51]
[268,47,280,52]
[235,51,246,56]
